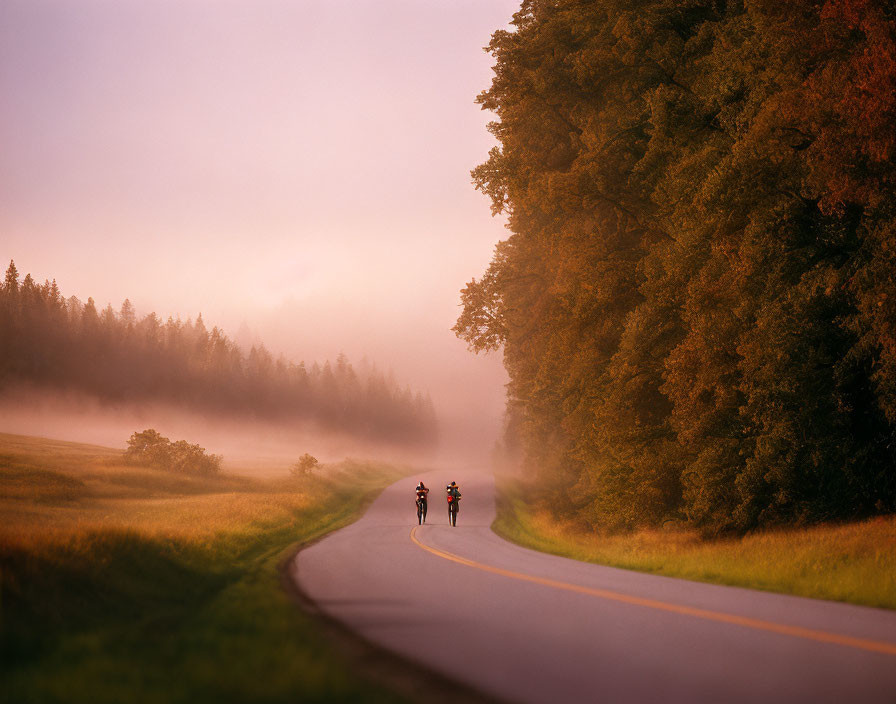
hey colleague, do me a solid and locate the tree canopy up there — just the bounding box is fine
[457,0,896,533]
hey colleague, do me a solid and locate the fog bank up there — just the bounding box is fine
[0,388,503,476]
[0,0,519,463]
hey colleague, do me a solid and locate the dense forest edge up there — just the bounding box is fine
[0,261,437,446]
[456,0,896,534]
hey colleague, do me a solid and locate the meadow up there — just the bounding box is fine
[0,432,411,703]
[493,478,896,610]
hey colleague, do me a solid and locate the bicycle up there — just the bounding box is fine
[416,496,427,525]
[447,494,458,527]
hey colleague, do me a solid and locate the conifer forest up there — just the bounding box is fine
[0,261,437,445]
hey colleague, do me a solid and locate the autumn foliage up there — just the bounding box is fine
[457,0,896,533]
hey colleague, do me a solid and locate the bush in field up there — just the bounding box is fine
[126,429,222,475]
[125,429,172,466]
[167,440,222,475]
[290,453,319,477]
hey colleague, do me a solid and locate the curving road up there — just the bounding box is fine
[292,470,896,704]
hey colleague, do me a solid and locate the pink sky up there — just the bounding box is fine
[0,0,519,460]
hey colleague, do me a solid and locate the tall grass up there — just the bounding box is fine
[0,433,411,703]
[493,478,896,610]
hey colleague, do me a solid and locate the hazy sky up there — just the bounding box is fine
[1,0,519,459]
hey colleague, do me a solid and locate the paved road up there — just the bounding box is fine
[292,470,896,704]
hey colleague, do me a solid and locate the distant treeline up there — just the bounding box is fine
[457,0,896,532]
[0,262,437,445]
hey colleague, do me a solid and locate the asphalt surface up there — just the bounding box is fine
[292,470,896,704]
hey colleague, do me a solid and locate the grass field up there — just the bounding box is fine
[493,477,896,610]
[0,432,412,704]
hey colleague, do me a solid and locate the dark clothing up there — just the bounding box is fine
[416,486,429,524]
[447,486,461,526]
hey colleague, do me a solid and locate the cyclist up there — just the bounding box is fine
[415,481,429,524]
[446,481,461,526]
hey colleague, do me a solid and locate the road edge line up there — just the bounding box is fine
[410,526,896,657]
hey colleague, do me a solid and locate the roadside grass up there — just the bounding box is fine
[493,478,896,610]
[0,433,412,703]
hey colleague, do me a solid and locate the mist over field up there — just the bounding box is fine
[0,0,518,467]
[228,292,509,462]
[0,266,507,470]
[0,390,445,476]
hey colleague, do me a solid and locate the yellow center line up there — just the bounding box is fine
[409,526,896,657]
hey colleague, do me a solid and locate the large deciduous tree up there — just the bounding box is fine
[458,0,896,533]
